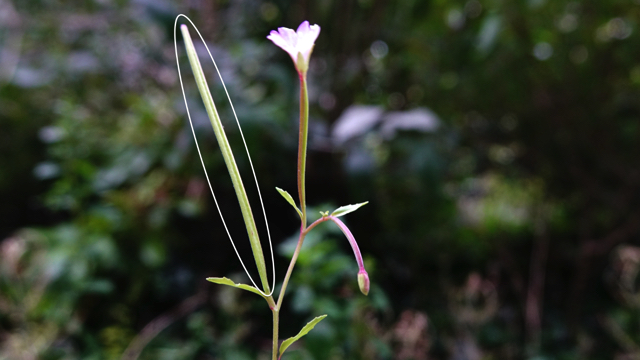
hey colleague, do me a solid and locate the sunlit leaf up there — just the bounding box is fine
[279,315,327,359]
[276,187,302,218]
[330,201,369,217]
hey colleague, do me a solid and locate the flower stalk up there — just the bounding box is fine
[297,76,309,227]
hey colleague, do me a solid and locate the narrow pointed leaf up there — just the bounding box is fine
[181,25,270,292]
[276,187,302,218]
[279,315,327,358]
[206,277,266,298]
[330,201,369,217]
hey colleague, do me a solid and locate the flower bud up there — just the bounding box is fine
[358,270,370,296]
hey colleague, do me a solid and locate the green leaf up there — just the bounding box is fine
[279,315,327,358]
[276,187,302,218]
[206,277,265,298]
[330,201,369,217]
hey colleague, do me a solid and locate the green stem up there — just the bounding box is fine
[276,216,330,310]
[297,75,309,227]
[272,75,317,359]
[180,25,270,293]
[276,231,305,310]
[273,309,279,360]
[277,74,311,310]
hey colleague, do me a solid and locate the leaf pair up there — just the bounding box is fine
[276,187,368,219]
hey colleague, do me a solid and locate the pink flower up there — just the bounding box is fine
[267,21,320,74]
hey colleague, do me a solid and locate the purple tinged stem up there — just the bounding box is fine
[328,216,366,272]
[328,215,369,295]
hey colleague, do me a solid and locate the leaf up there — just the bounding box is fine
[276,187,302,218]
[279,315,327,358]
[206,277,265,298]
[330,201,369,217]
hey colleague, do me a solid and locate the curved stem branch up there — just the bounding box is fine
[276,216,330,310]
[327,216,365,271]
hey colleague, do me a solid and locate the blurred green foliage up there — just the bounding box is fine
[2,0,640,359]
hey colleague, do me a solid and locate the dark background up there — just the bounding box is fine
[2,0,640,359]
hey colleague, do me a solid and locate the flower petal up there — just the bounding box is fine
[267,30,296,60]
[278,27,298,48]
[298,24,320,49]
[297,24,320,64]
[296,20,310,34]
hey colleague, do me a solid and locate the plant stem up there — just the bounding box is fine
[276,216,330,310]
[276,230,306,310]
[297,75,309,227]
[328,216,365,271]
[180,25,270,293]
[276,73,317,311]
[273,217,330,359]
[272,74,315,359]
[272,309,279,360]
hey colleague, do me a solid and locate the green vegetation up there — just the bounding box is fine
[2,0,640,358]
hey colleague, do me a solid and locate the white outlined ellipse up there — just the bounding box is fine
[173,14,275,297]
